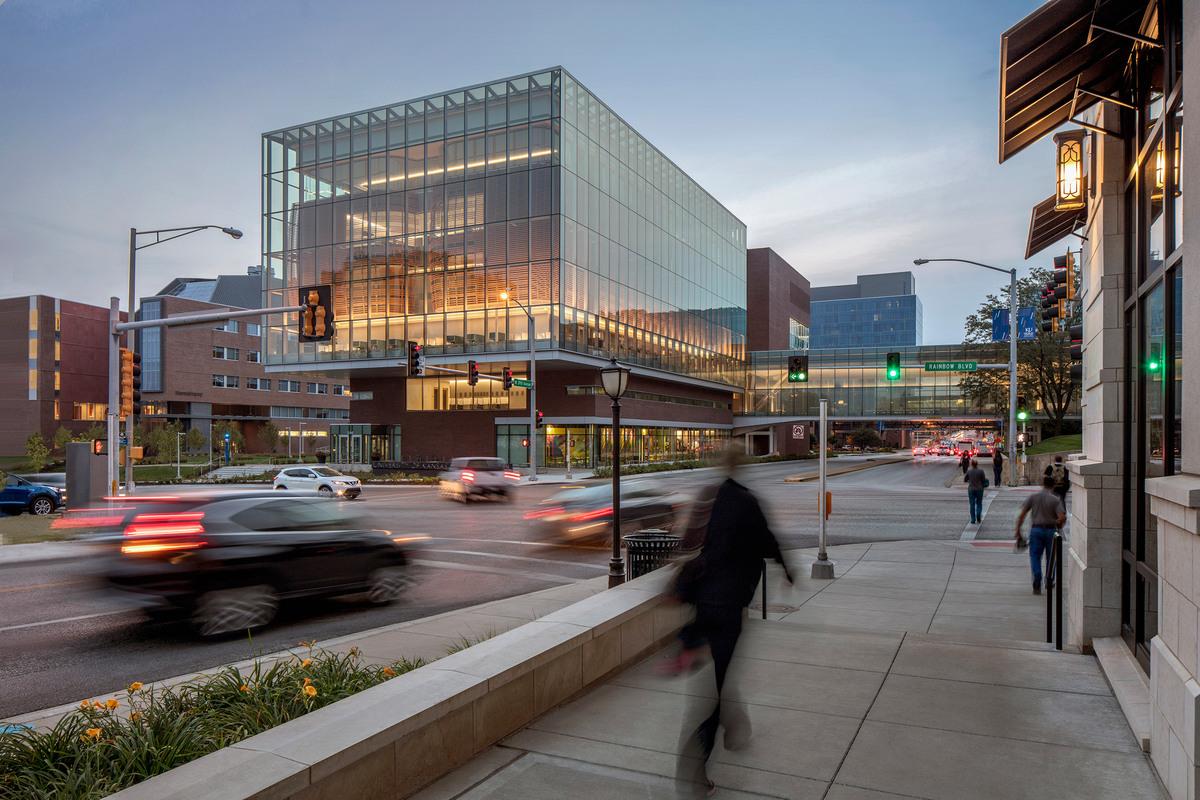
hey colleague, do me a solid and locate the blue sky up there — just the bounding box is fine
[0,0,1053,345]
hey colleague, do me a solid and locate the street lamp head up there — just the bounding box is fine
[600,358,631,400]
[912,258,929,266]
[500,290,510,301]
[221,227,244,240]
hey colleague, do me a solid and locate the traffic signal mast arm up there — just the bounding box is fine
[421,363,510,382]
[113,303,306,332]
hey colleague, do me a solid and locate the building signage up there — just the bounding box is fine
[511,378,533,388]
[791,424,806,440]
[924,361,978,372]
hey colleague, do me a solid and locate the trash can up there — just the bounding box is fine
[623,529,681,580]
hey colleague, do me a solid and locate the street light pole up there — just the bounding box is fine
[600,359,631,588]
[176,431,185,480]
[502,290,538,482]
[914,258,1020,486]
[124,224,242,496]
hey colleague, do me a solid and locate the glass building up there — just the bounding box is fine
[261,68,746,465]
[809,294,923,348]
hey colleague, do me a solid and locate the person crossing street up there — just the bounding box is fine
[964,459,987,524]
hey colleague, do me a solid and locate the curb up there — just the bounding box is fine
[783,455,910,483]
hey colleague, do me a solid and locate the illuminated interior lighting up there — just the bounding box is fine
[356,150,552,188]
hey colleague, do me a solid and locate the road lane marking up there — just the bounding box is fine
[410,559,585,585]
[421,537,607,551]
[959,491,997,542]
[0,610,129,634]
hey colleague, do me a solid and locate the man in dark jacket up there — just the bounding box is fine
[964,459,987,524]
[674,450,791,796]
[959,449,971,475]
[992,447,1005,488]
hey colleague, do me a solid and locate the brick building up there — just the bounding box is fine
[0,295,118,455]
[138,272,349,454]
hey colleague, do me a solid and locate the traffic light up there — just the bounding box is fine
[787,355,809,383]
[885,352,901,381]
[92,438,105,456]
[1069,323,1083,384]
[408,341,426,376]
[502,366,513,390]
[1016,395,1029,422]
[118,348,141,419]
[536,410,544,429]
[467,360,479,386]
[1040,281,1060,333]
[298,285,335,342]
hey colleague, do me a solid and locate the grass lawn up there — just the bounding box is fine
[0,513,71,545]
[1026,433,1082,456]
[133,463,209,482]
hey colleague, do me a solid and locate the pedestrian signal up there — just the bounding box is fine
[299,285,335,342]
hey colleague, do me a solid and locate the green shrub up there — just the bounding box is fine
[0,646,422,800]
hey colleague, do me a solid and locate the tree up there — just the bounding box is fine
[79,423,105,442]
[52,426,73,454]
[211,421,244,455]
[25,433,50,472]
[259,422,280,455]
[958,266,1078,436]
[186,427,206,454]
[848,427,883,449]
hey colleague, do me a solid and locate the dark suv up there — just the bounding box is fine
[82,491,414,636]
[0,473,64,516]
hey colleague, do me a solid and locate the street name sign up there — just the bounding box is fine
[511,378,533,388]
[924,361,978,372]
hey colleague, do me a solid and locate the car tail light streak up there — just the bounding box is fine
[503,470,521,481]
[121,511,207,555]
[569,506,612,522]
[461,469,476,484]
[523,506,565,520]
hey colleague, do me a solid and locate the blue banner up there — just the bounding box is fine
[991,308,1038,342]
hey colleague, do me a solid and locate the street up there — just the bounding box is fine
[0,455,988,718]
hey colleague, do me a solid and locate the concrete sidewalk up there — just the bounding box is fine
[414,540,1166,799]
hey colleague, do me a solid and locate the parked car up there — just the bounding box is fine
[84,491,414,636]
[525,481,685,543]
[0,473,64,516]
[439,457,521,502]
[273,466,362,498]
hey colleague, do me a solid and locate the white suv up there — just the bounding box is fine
[439,458,520,502]
[273,466,362,499]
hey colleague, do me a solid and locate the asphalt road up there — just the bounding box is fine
[0,455,969,718]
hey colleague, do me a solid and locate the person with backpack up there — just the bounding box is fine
[1044,455,1069,504]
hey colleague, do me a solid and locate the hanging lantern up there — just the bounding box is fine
[1153,129,1181,200]
[1053,130,1086,211]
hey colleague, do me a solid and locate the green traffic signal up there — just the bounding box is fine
[1017,410,1029,421]
[885,352,901,381]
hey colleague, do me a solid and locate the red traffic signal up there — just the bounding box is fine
[536,410,544,428]
[468,360,479,386]
[502,367,513,390]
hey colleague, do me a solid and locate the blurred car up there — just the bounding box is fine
[439,457,521,502]
[273,466,361,498]
[524,481,685,542]
[77,491,413,636]
[911,446,927,456]
[937,445,953,456]
[0,473,64,516]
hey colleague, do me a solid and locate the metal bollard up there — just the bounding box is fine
[1055,534,1063,651]
[761,561,767,620]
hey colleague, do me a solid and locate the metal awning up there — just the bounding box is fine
[1025,194,1087,259]
[999,0,1144,163]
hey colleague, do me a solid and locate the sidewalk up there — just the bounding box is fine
[414,540,1166,799]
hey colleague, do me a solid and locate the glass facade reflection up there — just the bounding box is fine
[810,295,923,348]
[261,68,746,388]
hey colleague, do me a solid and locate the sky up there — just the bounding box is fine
[0,0,1056,345]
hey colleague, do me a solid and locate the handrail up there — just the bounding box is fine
[1045,533,1064,650]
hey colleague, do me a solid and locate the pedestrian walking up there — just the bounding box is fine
[959,449,971,475]
[964,459,987,524]
[670,448,791,797]
[992,447,1005,488]
[1044,455,1070,504]
[1014,476,1067,594]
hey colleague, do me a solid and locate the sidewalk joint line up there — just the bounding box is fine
[925,549,957,634]
[820,630,908,800]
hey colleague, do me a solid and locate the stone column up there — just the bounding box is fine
[1065,102,1126,651]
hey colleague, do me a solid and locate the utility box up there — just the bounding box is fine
[66,441,108,508]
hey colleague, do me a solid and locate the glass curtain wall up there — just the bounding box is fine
[557,72,747,387]
[262,68,748,394]
[261,71,561,367]
[1121,0,1184,671]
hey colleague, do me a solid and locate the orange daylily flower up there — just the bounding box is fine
[105,699,119,711]
[128,682,143,692]
[303,684,318,698]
